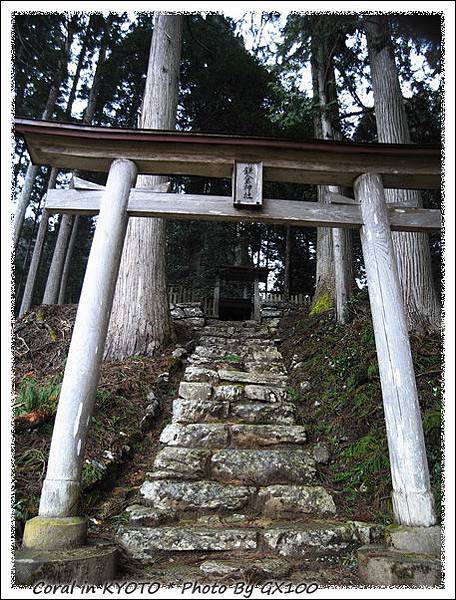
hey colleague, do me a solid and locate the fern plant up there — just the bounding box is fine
[14,375,61,416]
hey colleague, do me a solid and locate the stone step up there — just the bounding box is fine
[139,479,336,518]
[173,399,296,425]
[117,526,258,559]
[193,346,246,359]
[214,383,289,404]
[159,423,307,448]
[243,362,287,374]
[252,348,283,361]
[187,359,286,375]
[110,552,361,585]
[172,398,230,423]
[192,345,282,359]
[184,366,219,384]
[230,424,307,447]
[117,520,383,560]
[148,447,317,484]
[198,557,292,580]
[125,504,178,526]
[160,423,229,448]
[242,384,289,403]
[178,381,213,401]
[229,402,296,424]
[177,382,294,405]
[198,330,232,339]
[187,355,218,367]
[218,369,287,386]
[140,479,255,512]
[357,545,442,587]
[188,352,281,369]
[149,447,211,480]
[199,335,274,347]
[258,485,336,516]
[201,329,271,340]
[212,384,245,402]
[262,520,384,557]
[384,524,441,557]
[211,449,316,485]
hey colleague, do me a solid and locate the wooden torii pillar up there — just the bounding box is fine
[15,119,441,550]
[355,173,436,526]
[22,159,137,549]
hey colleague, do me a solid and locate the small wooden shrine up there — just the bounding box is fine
[213,265,270,321]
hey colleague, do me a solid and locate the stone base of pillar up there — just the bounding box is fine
[22,516,87,551]
[15,541,117,585]
[357,545,442,587]
[358,524,442,587]
[385,524,441,557]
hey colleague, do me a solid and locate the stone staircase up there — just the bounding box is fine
[118,319,383,579]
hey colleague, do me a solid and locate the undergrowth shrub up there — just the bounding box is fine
[14,375,61,416]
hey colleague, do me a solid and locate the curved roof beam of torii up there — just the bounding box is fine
[15,118,440,190]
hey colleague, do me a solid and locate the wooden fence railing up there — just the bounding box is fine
[168,285,310,316]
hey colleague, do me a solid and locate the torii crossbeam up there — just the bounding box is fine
[15,118,442,553]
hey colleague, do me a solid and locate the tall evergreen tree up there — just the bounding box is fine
[42,14,122,307]
[279,15,355,316]
[13,14,78,248]
[105,14,183,360]
[363,15,440,332]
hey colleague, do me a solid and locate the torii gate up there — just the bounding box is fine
[15,118,441,552]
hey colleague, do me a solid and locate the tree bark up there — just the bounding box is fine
[42,215,74,305]
[16,206,41,302]
[332,228,351,323]
[13,163,40,249]
[42,17,113,306]
[310,29,353,319]
[82,15,112,125]
[310,34,334,308]
[58,216,79,304]
[13,15,76,248]
[18,168,58,317]
[14,141,26,190]
[283,225,292,301]
[104,15,183,361]
[364,15,440,332]
[16,167,54,302]
[313,194,335,304]
[325,55,354,323]
[65,16,94,119]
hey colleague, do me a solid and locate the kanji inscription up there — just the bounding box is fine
[233,161,263,207]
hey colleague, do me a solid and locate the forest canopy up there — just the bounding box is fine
[12,11,442,325]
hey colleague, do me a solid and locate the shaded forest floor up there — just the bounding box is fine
[278,291,442,524]
[12,296,442,580]
[13,304,189,545]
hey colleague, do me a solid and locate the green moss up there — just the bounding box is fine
[223,354,242,363]
[309,292,333,316]
[27,516,85,527]
[23,516,87,550]
[385,523,407,533]
[286,386,302,402]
